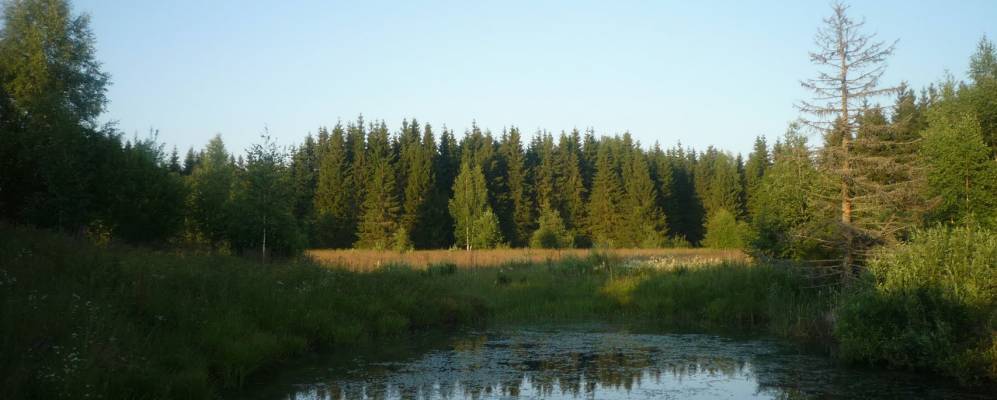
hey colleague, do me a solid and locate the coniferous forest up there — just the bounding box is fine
[2,0,996,398]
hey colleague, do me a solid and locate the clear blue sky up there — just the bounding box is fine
[74,0,995,156]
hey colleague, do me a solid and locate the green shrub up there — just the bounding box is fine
[835,226,997,382]
[702,209,749,249]
[529,207,573,249]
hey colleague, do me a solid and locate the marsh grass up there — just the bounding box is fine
[307,247,747,271]
[0,224,914,399]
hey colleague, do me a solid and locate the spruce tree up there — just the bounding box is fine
[499,127,532,246]
[558,132,588,241]
[587,144,623,247]
[921,96,997,227]
[355,159,401,249]
[400,122,434,246]
[744,136,769,203]
[314,123,353,247]
[188,135,236,247]
[621,148,666,247]
[425,127,460,248]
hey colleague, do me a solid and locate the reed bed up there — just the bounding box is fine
[306,247,748,271]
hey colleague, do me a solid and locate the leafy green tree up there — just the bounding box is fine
[0,0,109,229]
[314,123,353,247]
[229,135,301,259]
[449,158,500,249]
[530,205,573,249]
[354,159,401,249]
[105,135,186,244]
[470,209,503,249]
[702,208,748,249]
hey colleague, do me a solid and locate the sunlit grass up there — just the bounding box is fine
[307,247,748,271]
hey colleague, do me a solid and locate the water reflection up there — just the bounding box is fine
[248,327,994,400]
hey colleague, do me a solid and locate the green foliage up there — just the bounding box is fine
[0,225,485,399]
[836,226,997,381]
[228,136,302,258]
[400,122,436,248]
[187,135,236,247]
[529,206,573,249]
[314,124,354,248]
[921,97,997,227]
[470,209,504,249]
[498,127,532,247]
[103,135,186,244]
[748,127,834,259]
[355,159,401,250]
[392,226,414,252]
[586,144,623,247]
[449,159,501,249]
[702,209,748,249]
[621,149,667,248]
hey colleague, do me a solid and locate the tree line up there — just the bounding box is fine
[2,0,995,261]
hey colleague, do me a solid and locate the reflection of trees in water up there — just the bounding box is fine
[281,332,757,399]
[274,331,992,400]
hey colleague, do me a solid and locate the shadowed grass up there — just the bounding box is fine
[8,224,960,399]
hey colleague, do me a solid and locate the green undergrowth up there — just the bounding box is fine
[3,224,991,399]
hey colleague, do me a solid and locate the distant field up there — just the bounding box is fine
[306,247,748,271]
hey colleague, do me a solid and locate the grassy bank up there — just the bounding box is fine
[2,224,993,398]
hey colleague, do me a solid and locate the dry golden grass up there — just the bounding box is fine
[306,247,748,271]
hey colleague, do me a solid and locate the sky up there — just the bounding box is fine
[73,0,995,156]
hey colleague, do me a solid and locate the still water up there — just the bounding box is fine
[242,325,994,399]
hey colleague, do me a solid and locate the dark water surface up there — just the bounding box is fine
[239,324,995,399]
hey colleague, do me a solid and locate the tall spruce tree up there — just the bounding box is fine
[558,132,588,242]
[621,147,666,247]
[498,127,532,246]
[400,122,435,246]
[587,143,623,247]
[921,89,997,227]
[354,158,400,249]
[314,123,353,247]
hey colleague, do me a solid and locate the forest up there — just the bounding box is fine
[1,1,996,261]
[1,0,996,398]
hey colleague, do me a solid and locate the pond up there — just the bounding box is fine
[239,324,994,399]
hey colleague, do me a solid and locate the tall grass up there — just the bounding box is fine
[307,247,747,270]
[0,225,486,399]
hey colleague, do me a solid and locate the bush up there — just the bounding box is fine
[529,207,573,249]
[835,226,997,382]
[702,209,749,249]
